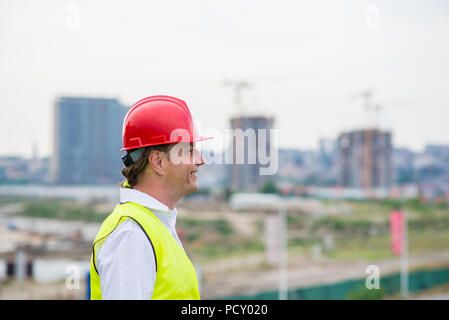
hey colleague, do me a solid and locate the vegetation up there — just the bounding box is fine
[258,180,280,194]
[346,286,385,300]
[19,199,109,222]
[0,195,26,204]
[223,187,236,201]
[178,217,233,236]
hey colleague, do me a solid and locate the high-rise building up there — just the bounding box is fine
[393,147,416,184]
[52,97,129,184]
[425,145,449,163]
[319,138,338,170]
[229,116,275,192]
[338,129,393,189]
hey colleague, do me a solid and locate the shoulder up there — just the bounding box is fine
[103,218,148,246]
[97,219,151,262]
[96,218,156,269]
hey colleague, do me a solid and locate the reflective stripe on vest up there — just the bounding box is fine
[90,202,200,300]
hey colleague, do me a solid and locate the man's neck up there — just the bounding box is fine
[133,181,179,211]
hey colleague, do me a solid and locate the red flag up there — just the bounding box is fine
[390,210,404,256]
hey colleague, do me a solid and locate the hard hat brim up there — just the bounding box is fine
[121,136,213,152]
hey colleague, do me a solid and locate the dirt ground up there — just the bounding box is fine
[0,279,87,300]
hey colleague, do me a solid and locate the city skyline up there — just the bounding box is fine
[1,102,448,160]
[1,0,448,157]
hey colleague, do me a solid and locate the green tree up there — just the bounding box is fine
[259,180,279,194]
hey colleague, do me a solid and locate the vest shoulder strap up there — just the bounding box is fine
[92,202,164,274]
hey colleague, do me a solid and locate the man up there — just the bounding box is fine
[90,95,212,299]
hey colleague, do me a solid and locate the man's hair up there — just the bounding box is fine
[120,143,172,188]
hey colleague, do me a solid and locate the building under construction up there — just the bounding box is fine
[338,129,393,189]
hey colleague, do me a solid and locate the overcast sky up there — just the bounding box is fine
[1,0,448,157]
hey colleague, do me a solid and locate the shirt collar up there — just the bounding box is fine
[119,186,178,216]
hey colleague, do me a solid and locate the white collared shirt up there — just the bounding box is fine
[96,187,183,300]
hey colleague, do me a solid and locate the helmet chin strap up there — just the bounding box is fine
[122,148,144,167]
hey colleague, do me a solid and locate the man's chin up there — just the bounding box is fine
[184,183,199,197]
[192,183,199,193]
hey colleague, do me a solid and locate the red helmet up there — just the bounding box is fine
[121,95,212,151]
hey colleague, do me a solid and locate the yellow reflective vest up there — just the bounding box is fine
[90,201,200,300]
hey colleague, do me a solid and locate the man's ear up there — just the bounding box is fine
[148,150,166,176]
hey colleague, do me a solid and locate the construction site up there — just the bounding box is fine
[1,190,449,300]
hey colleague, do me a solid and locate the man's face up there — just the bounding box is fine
[165,142,205,197]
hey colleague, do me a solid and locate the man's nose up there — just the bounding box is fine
[194,149,205,166]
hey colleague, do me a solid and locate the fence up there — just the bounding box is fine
[218,266,449,300]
